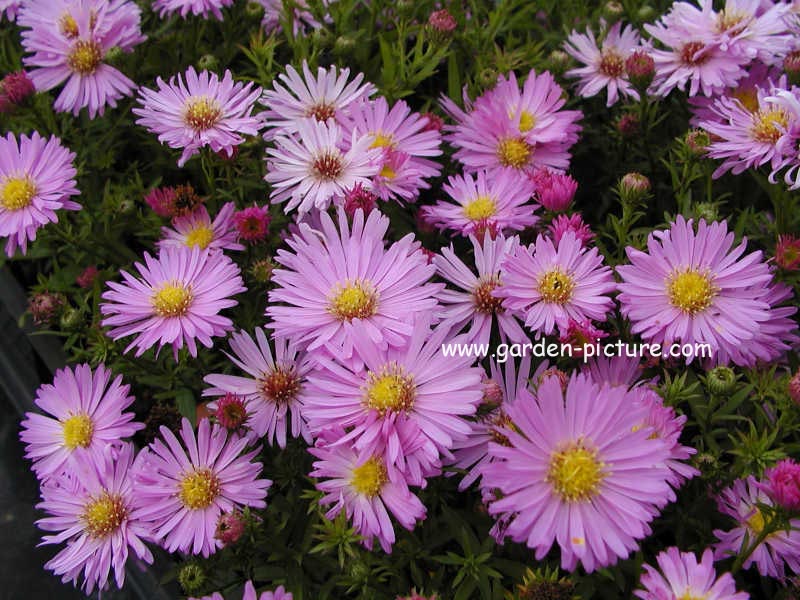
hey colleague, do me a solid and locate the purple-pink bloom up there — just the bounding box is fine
[19,0,145,118]
[20,363,143,480]
[257,0,322,36]
[134,67,263,167]
[100,246,246,359]
[203,328,313,448]
[133,418,271,557]
[763,459,800,512]
[0,131,80,257]
[548,213,594,248]
[158,203,243,252]
[193,581,292,600]
[0,0,20,20]
[483,373,674,572]
[531,169,578,212]
[153,0,231,20]
[497,231,616,335]
[36,443,153,594]
[635,547,749,600]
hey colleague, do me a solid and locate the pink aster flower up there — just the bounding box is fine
[0,70,36,111]
[482,373,674,573]
[343,182,377,217]
[497,231,616,335]
[304,319,484,484]
[144,186,178,217]
[421,169,538,238]
[548,213,594,248]
[776,234,800,270]
[584,355,646,389]
[267,208,442,366]
[433,233,528,346]
[260,61,376,139]
[265,118,380,214]
[158,203,243,252]
[617,216,775,365]
[0,131,80,257]
[564,21,642,106]
[714,476,800,579]
[531,169,578,212]
[645,1,749,97]
[233,205,271,243]
[133,418,271,557]
[443,69,582,174]
[153,0,231,20]
[134,67,263,167]
[635,547,749,600]
[36,443,153,594]
[203,328,313,448]
[212,393,249,432]
[19,363,143,480]
[763,459,800,512]
[257,0,322,36]
[309,433,426,553]
[557,318,607,356]
[19,0,145,118]
[764,88,800,189]
[100,246,246,359]
[341,96,442,202]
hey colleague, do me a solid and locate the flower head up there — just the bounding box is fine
[343,182,377,217]
[76,265,99,288]
[133,418,271,557]
[158,203,243,252]
[134,67,262,167]
[532,169,578,212]
[764,459,800,512]
[776,234,800,270]
[233,205,271,243]
[20,363,143,480]
[0,131,80,257]
[548,213,594,248]
[28,291,65,325]
[19,0,145,118]
[153,0,232,20]
[100,246,246,359]
[483,373,674,572]
[635,547,749,600]
[0,70,35,111]
[214,510,246,546]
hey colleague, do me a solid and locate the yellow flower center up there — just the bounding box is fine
[463,195,496,221]
[328,279,379,321]
[151,283,193,318]
[717,9,747,33]
[183,96,222,131]
[259,366,300,405]
[62,413,94,449]
[370,132,395,149]
[518,110,536,133]
[82,492,127,538]
[496,137,531,169]
[751,108,789,144]
[350,456,387,497]
[732,87,759,113]
[599,49,625,77]
[379,164,397,180]
[59,13,79,38]
[747,507,765,534]
[364,363,416,414]
[678,592,707,600]
[546,443,606,502]
[185,225,214,249]
[67,40,103,75]
[537,269,575,304]
[473,275,503,314]
[1,177,36,211]
[667,269,716,315]
[179,468,221,510]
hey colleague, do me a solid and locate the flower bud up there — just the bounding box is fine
[619,172,650,201]
[776,234,800,271]
[706,366,737,395]
[197,54,218,72]
[789,370,800,404]
[625,50,655,91]
[28,291,65,326]
[178,564,206,595]
[215,510,246,546]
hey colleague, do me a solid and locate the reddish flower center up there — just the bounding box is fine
[259,366,301,405]
[312,150,344,181]
[680,41,709,66]
[472,275,504,314]
[183,96,223,131]
[599,49,625,77]
[307,102,336,121]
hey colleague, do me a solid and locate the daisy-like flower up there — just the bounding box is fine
[617,216,774,364]
[340,97,442,202]
[193,581,293,600]
[433,233,528,346]
[20,363,143,480]
[233,205,271,243]
[309,432,426,553]
[304,318,484,483]
[100,246,246,359]
[19,0,145,118]
[260,61,376,139]
[421,169,538,238]
[153,0,231,20]
[482,373,674,573]
[443,69,582,175]
[712,0,793,66]
[0,131,80,257]
[713,476,800,579]
[635,547,749,600]
[133,418,271,558]
[267,208,441,364]
[265,118,381,214]
[257,0,322,36]
[36,444,153,594]
[645,1,749,97]
[699,85,795,177]
[158,203,243,252]
[134,67,263,167]
[564,21,642,106]
[497,231,615,336]
[203,328,313,448]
